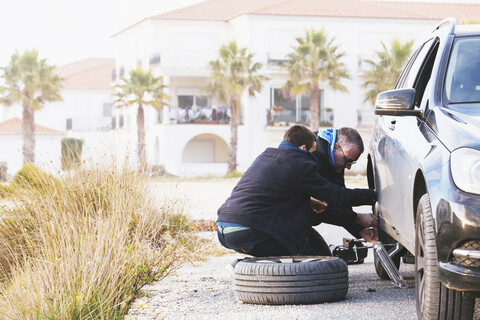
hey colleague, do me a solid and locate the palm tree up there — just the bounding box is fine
[283,28,350,131]
[0,49,62,164]
[114,67,169,171]
[204,41,268,174]
[362,39,414,105]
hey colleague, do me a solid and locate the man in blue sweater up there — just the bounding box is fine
[217,125,377,256]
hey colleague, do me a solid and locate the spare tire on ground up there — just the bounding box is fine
[233,256,348,305]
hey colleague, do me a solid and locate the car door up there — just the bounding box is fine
[372,45,423,223]
[379,38,440,248]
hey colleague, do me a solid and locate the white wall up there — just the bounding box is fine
[99,14,446,177]
[0,135,63,176]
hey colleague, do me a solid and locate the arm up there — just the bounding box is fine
[301,165,377,208]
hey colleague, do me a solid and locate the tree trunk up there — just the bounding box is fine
[227,99,239,174]
[22,99,35,164]
[137,103,147,172]
[310,84,320,131]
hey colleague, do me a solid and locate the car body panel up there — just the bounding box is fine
[369,19,480,293]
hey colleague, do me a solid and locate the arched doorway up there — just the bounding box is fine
[181,134,228,163]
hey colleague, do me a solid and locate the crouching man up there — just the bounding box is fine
[216,125,377,257]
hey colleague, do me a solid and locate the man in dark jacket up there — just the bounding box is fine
[311,127,375,240]
[217,125,377,256]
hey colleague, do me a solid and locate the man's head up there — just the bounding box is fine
[332,127,364,173]
[284,125,316,152]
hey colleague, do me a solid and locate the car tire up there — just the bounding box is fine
[415,194,475,319]
[233,256,348,305]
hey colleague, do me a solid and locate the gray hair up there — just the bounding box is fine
[336,127,364,154]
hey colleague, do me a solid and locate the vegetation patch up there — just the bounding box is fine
[0,163,218,319]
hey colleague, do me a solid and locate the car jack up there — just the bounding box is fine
[374,242,408,288]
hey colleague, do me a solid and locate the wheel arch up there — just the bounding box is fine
[413,169,427,224]
[366,153,375,189]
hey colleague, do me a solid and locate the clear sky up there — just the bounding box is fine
[0,0,477,68]
[0,0,203,67]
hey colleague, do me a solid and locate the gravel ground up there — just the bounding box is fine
[128,177,479,320]
[126,232,419,320]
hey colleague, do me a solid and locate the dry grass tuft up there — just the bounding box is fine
[0,163,210,319]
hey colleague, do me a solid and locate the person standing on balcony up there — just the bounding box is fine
[310,127,376,244]
[216,125,377,257]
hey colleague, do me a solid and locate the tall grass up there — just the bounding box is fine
[0,163,212,319]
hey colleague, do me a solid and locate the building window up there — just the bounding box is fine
[103,103,113,117]
[119,115,124,128]
[111,68,117,81]
[178,95,194,109]
[268,88,319,124]
[150,54,161,66]
[119,66,125,77]
[66,118,72,130]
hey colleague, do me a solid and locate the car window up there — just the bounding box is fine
[399,39,434,89]
[395,47,421,89]
[445,37,480,103]
[413,41,439,108]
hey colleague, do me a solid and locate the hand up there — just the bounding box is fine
[355,213,378,228]
[310,198,327,214]
[360,228,378,243]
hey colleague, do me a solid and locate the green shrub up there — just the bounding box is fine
[61,138,84,170]
[224,171,243,178]
[11,163,56,190]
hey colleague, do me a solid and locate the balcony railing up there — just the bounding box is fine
[357,109,375,127]
[267,108,333,126]
[168,107,230,124]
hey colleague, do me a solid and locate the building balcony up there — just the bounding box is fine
[267,108,333,127]
[168,107,231,124]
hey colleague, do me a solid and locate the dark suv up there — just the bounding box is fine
[368,18,480,319]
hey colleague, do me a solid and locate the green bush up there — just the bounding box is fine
[11,163,56,190]
[61,138,84,170]
[224,171,243,178]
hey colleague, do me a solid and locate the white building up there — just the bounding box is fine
[0,58,135,176]
[1,1,480,177]
[111,0,480,176]
[0,118,63,175]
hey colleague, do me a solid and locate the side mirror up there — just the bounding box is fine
[374,88,423,117]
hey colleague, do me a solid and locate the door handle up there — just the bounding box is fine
[388,119,396,130]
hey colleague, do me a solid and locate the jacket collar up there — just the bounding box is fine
[278,140,315,160]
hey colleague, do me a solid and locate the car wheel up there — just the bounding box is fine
[415,194,475,319]
[233,256,348,305]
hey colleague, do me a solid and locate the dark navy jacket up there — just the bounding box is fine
[217,145,376,254]
[311,133,369,237]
